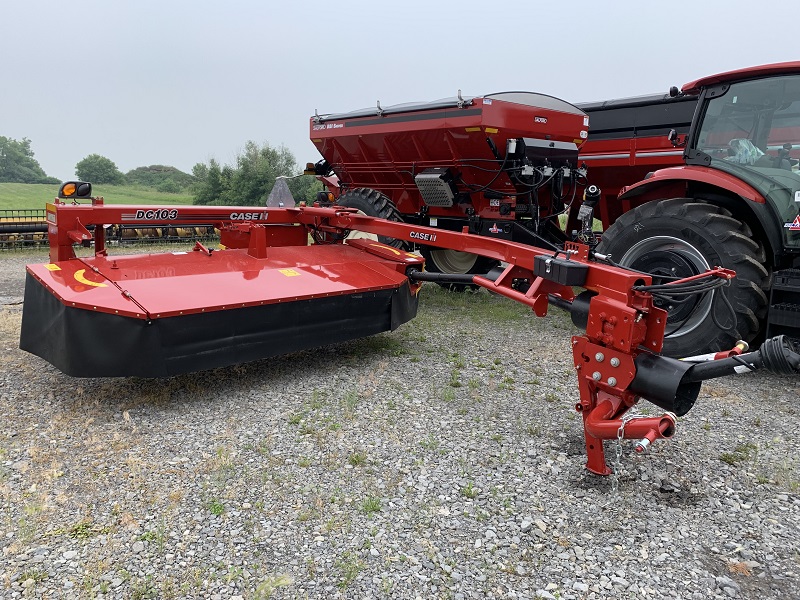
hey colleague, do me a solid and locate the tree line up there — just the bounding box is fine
[1,136,322,205]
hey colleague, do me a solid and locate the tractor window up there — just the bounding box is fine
[695,75,800,248]
[697,76,800,163]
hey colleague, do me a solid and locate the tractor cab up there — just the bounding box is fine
[685,68,800,247]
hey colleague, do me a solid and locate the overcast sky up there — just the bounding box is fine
[3,1,797,181]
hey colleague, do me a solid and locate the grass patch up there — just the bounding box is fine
[461,481,478,499]
[361,496,382,515]
[335,551,365,589]
[206,499,225,516]
[347,451,368,467]
[252,574,293,599]
[0,182,192,210]
[449,370,462,388]
[719,442,758,465]
[68,520,112,539]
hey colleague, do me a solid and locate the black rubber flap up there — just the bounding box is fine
[20,273,418,378]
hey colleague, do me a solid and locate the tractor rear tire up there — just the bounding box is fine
[336,188,406,249]
[420,247,501,292]
[596,198,769,358]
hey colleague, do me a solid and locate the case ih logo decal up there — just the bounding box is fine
[534,116,548,124]
[229,212,268,221]
[786,215,800,231]
[489,223,501,234]
[410,231,437,242]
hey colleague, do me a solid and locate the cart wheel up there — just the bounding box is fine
[420,247,500,292]
[336,188,406,249]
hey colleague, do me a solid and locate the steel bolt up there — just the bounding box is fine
[595,352,605,362]
[610,357,620,367]
[607,377,617,387]
[592,371,602,381]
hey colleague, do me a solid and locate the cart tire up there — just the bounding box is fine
[596,198,769,357]
[336,188,406,249]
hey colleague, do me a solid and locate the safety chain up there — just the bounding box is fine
[610,410,641,496]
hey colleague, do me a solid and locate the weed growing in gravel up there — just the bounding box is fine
[381,575,394,593]
[335,551,365,588]
[771,457,800,491]
[347,451,367,467]
[139,523,168,552]
[361,496,382,515]
[497,376,516,391]
[449,369,462,387]
[210,446,236,485]
[17,502,44,544]
[130,575,158,600]
[451,352,466,368]
[461,481,478,499]
[67,520,111,539]
[297,508,318,522]
[342,390,360,419]
[206,499,225,516]
[441,386,456,402]
[719,442,758,465]
[526,424,541,437]
[20,568,48,584]
[252,574,293,599]
[420,434,440,451]
[310,389,327,409]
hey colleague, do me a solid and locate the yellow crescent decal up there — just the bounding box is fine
[370,243,401,256]
[74,269,107,288]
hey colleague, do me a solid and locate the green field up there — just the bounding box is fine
[0,183,194,210]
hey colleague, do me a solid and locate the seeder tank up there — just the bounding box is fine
[310,92,589,249]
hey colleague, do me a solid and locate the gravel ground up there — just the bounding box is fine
[0,248,799,600]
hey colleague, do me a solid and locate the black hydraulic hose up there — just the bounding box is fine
[547,294,572,313]
[683,335,800,382]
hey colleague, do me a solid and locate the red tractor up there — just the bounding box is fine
[597,62,800,356]
[308,63,800,356]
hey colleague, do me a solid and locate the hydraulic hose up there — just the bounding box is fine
[684,335,800,382]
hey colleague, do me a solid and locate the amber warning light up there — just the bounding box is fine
[58,181,92,199]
